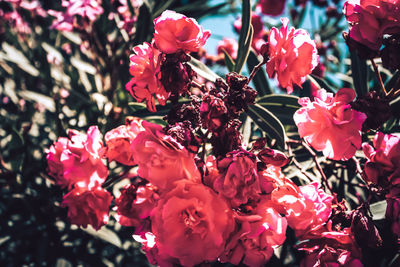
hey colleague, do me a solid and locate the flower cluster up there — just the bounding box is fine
[48,0,104,31]
[42,2,400,266]
[294,88,366,160]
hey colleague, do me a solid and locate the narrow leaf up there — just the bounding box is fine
[350,50,369,96]
[235,0,251,73]
[370,200,387,221]
[385,70,400,91]
[308,74,337,93]
[247,104,286,149]
[235,25,253,74]
[223,49,235,72]
[188,56,221,82]
[256,94,301,125]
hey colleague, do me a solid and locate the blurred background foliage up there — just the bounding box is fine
[1,0,399,266]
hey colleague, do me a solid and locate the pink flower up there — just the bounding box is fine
[49,0,103,31]
[46,126,108,189]
[114,183,159,227]
[221,201,287,267]
[62,186,112,230]
[299,182,334,226]
[266,18,319,94]
[105,117,144,165]
[297,222,363,267]
[153,10,211,54]
[257,0,287,16]
[301,248,364,267]
[343,0,400,51]
[62,0,103,21]
[125,42,168,112]
[362,132,400,186]
[213,150,261,207]
[261,166,333,235]
[151,180,235,267]
[294,88,367,160]
[132,121,200,190]
[217,38,238,59]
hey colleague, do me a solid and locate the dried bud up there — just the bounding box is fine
[351,207,383,249]
[343,32,379,59]
[260,43,270,63]
[381,36,400,71]
[159,52,195,102]
[200,94,229,132]
[225,72,258,116]
[165,121,201,154]
[257,148,289,167]
[210,120,242,157]
[326,6,340,18]
[351,91,392,131]
[251,138,268,151]
[164,96,201,127]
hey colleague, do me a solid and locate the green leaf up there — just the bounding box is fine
[222,49,235,72]
[188,56,221,82]
[133,3,153,44]
[152,0,175,19]
[247,104,286,149]
[256,94,300,125]
[9,128,24,172]
[390,94,400,119]
[370,200,387,221]
[234,0,252,74]
[247,50,271,96]
[350,50,369,96]
[308,74,337,93]
[385,70,400,91]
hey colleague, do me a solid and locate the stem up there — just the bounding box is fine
[102,168,134,189]
[301,140,334,194]
[352,156,363,174]
[370,58,387,96]
[247,61,264,85]
[287,142,314,182]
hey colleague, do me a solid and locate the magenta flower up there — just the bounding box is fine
[46,126,108,189]
[266,18,319,94]
[344,0,400,51]
[125,42,168,112]
[294,88,366,160]
[62,186,112,230]
[153,10,211,54]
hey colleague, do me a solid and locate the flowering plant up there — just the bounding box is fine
[1,0,400,266]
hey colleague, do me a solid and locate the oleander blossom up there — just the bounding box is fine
[362,132,400,186]
[343,0,400,51]
[297,221,363,267]
[114,183,159,227]
[153,10,211,54]
[221,201,287,267]
[46,126,108,189]
[132,121,200,189]
[150,180,235,267]
[217,38,238,59]
[48,0,104,31]
[257,0,287,16]
[104,117,144,165]
[125,42,168,112]
[266,168,333,234]
[213,150,261,207]
[62,186,112,230]
[266,18,319,94]
[294,88,367,160]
